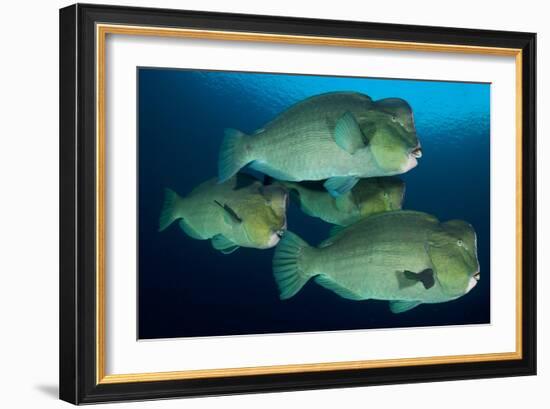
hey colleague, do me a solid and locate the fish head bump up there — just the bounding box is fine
[242,184,289,248]
[426,220,480,299]
[351,177,405,217]
[369,98,422,175]
[376,177,406,212]
[374,98,416,132]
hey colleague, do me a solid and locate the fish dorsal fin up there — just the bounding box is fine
[260,92,372,131]
[334,111,367,154]
[211,234,239,254]
[214,200,242,225]
[389,300,422,314]
[315,275,364,300]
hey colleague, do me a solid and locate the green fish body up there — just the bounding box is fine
[283,177,405,226]
[218,92,421,197]
[159,174,288,253]
[272,211,480,313]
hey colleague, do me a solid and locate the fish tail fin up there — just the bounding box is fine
[218,128,252,183]
[158,188,183,231]
[272,231,314,300]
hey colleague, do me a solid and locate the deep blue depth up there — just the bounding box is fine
[138,68,490,339]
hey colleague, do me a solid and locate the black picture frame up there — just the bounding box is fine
[60,3,536,404]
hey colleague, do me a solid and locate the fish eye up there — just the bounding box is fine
[383,192,389,198]
[457,239,464,247]
[390,115,397,122]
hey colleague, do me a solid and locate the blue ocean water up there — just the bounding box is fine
[138,68,490,339]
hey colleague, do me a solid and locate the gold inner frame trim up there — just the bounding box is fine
[96,23,523,385]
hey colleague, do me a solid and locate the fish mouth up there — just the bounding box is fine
[403,153,418,172]
[266,232,282,248]
[411,146,423,159]
[465,272,480,293]
[401,146,422,172]
[264,227,285,248]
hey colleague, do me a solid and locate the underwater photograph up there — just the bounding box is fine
[138,68,490,340]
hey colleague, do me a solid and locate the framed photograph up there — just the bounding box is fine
[59,3,536,404]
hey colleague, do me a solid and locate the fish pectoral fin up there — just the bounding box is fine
[389,300,422,314]
[324,176,359,197]
[315,275,364,300]
[402,268,435,290]
[214,200,243,225]
[334,111,367,154]
[178,219,203,240]
[211,234,239,254]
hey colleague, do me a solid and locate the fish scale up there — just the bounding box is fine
[316,213,463,300]
[272,210,480,309]
[281,177,405,226]
[218,92,420,191]
[159,175,288,252]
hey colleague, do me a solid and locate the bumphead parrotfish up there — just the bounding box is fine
[272,211,480,313]
[282,177,405,226]
[159,174,288,253]
[218,92,421,197]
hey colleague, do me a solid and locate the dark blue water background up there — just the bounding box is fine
[138,68,490,339]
